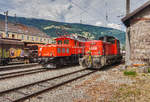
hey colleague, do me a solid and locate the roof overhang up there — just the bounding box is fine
[0,38,24,45]
[122,1,150,27]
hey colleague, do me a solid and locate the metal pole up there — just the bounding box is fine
[125,0,131,66]
[4,11,8,38]
[126,0,130,14]
[14,14,17,25]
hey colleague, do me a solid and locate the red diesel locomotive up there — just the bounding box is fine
[79,36,122,68]
[38,35,87,68]
[38,35,122,69]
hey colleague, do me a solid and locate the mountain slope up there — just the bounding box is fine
[0,14,125,44]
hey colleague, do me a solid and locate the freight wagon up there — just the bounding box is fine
[26,44,43,63]
[0,38,25,65]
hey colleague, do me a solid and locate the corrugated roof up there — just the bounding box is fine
[0,20,50,38]
[0,38,24,45]
[122,1,150,26]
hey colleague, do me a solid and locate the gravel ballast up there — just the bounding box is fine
[0,65,84,92]
[2,64,148,102]
[23,64,136,102]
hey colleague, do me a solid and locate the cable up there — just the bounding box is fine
[69,0,107,23]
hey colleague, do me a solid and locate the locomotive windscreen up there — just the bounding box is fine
[99,36,115,43]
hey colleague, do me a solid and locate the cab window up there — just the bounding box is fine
[67,48,69,53]
[64,40,69,44]
[79,42,81,47]
[62,48,65,53]
[107,37,115,44]
[75,40,78,46]
[58,40,62,44]
[57,48,61,53]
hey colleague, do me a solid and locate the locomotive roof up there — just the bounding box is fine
[99,36,116,39]
[99,36,118,40]
[55,35,88,42]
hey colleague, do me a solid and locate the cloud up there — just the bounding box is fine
[5,0,73,22]
[95,21,102,26]
[0,0,148,31]
[107,23,121,30]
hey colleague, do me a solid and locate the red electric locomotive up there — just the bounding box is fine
[38,35,87,68]
[79,36,122,69]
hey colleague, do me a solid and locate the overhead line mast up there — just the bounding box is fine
[126,0,131,66]
[4,11,8,38]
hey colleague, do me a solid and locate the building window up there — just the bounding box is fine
[8,34,10,38]
[12,34,15,39]
[36,37,39,41]
[0,33,2,38]
[27,36,29,40]
[40,38,42,42]
[17,34,19,39]
[32,37,34,41]
[22,35,24,40]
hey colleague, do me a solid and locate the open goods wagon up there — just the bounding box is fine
[26,44,43,63]
[0,38,25,65]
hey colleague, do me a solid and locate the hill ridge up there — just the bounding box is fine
[0,14,125,44]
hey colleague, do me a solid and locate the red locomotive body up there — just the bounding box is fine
[38,35,122,69]
[38,35,85,68]
[79,36,122,68]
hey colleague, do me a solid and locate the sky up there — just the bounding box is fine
[0,0,148,31]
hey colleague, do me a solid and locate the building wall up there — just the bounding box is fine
[129,6,150,65]
[0,31,52,44]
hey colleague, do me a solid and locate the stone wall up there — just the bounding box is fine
[130,6,150,65]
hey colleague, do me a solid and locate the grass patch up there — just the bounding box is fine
[124,70,137,76]
[148,68,150,73]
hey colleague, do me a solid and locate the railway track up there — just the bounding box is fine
[0,68,49,80]
[0,68,98,102]
[0,63,39,71]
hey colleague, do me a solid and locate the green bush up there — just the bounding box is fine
[124,70,137,76]
[148,68,150,73]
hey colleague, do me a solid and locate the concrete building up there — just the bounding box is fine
[122,1,150,66]
[0,20,52,44]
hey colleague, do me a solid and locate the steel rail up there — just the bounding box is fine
[13,70,97,102]
[0,68,97,102]
[0,68,48,80]
[0,68,44,76]
[0,63,39,71]
[0,69,87,95]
